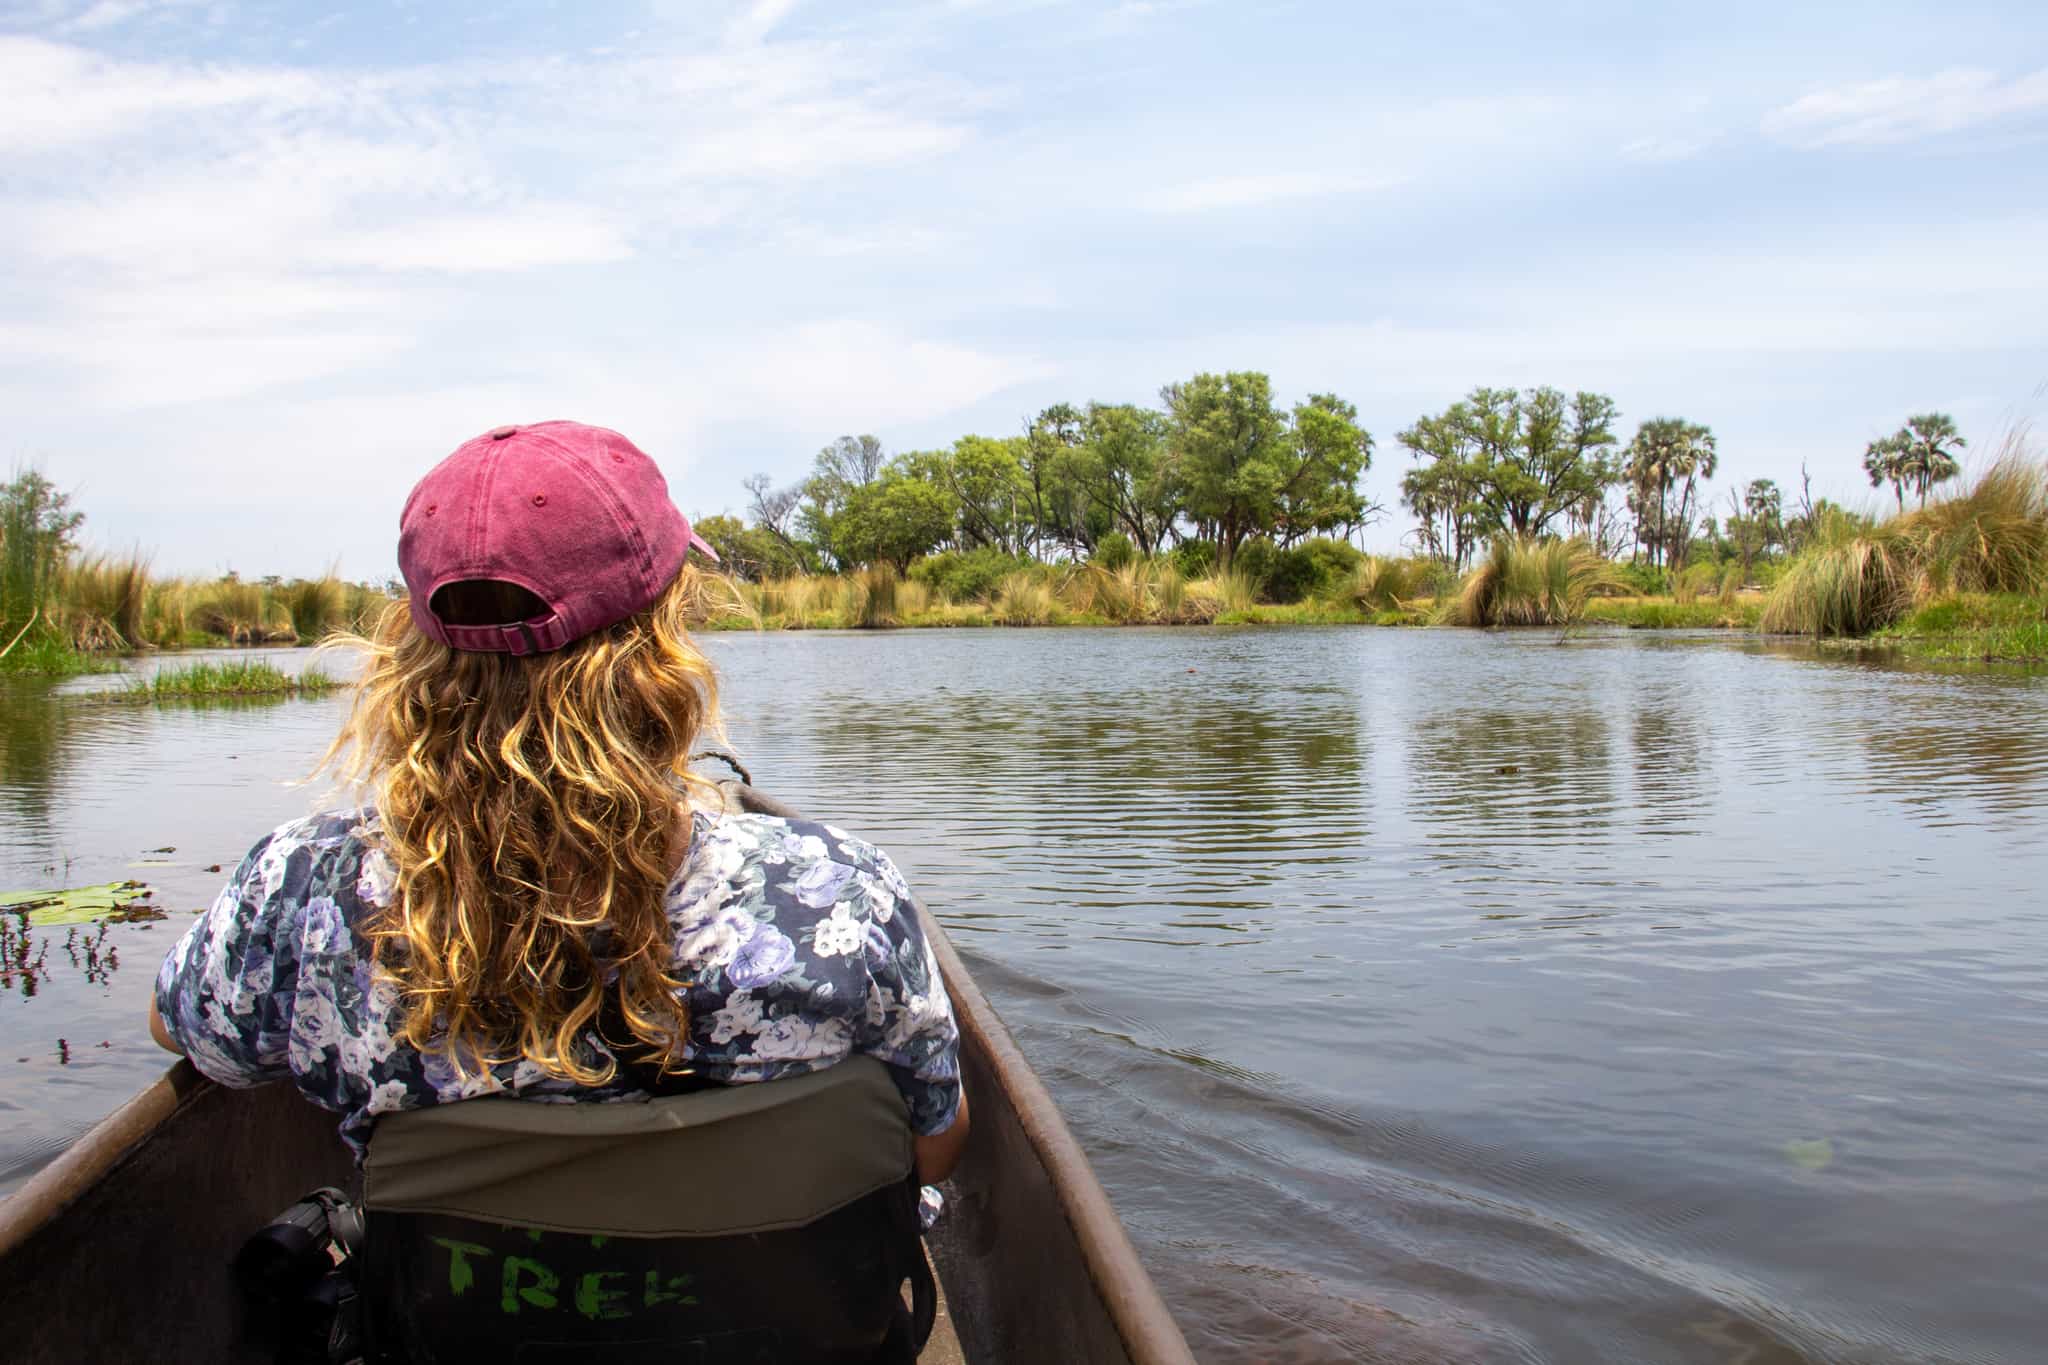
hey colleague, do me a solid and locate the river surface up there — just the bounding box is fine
[2,630,2044,1363]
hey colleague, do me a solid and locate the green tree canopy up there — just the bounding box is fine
[1162,371,1370,563]
[1397,387,1618,555]
[1623,417,1718,568]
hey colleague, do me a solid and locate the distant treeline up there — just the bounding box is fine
[697,369,1969,582]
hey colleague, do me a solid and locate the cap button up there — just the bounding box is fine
[489,424,519,441]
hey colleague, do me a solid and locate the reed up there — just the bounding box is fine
[1186,567,1257,620]
[1762,451,2047,636]
[188,578,295,644]
[1444,536,1621,627]
[1895,450,2048,598]
[1759,520,1914,636]
[55,552,149,651]
[1342,556,1422,612]
[758,574,842,628]
[993,571,1057,626]
[848,565,901,629]
[279,575,349,643]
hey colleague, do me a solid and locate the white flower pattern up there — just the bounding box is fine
[155,806,962,1157]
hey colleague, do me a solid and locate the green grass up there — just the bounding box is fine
[1866,593,2048,662]
[1584,596,1764,629]
[1764,449,2048,638]
[128,660,340,698]
[0,632,124,676]
[1442,537,1622,628]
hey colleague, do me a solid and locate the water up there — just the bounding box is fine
[3,631,2045,1363]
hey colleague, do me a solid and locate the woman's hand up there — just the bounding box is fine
[147,998,183,1055]
[914,1090,970,1183]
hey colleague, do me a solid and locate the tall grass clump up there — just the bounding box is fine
[1342,555,1422,612]
[1445,536,1621,627]
[846,564,901,628]
[1897,450,2048,598]
[55,552,149,650]
[993,571,1056,625]
[189,577,294,644]
[1763,448,2047,636]
[279,575,348,643]
[1187,567,1258,619]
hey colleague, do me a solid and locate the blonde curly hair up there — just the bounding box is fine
[321,568,721,1085]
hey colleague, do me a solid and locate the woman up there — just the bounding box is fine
[149,419,969,1190]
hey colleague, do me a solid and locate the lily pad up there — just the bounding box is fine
[1783,1137,1836,1172]
[0,881,158,927]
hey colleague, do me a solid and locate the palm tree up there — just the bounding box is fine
[1624,418,1718,568]
[1895,412,1967,505]
[1863,433,1908,511]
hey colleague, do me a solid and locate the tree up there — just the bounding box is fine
[798,435,890,566]
[1623,417,1718,569]
[907,436,1032,555]
[692,513,805,581]
[1161,371,1369,564]
[1056,404,1179,556]
[1,469,85,632]
[1397,387,1619,547]
[1863,433,1909,511]
[1722,478,1783,578]
[1274,394,1373,547]
[1398,409,1489,568]
[826,463,955,571]
[1894,412,1967,506]
[742,472,811,569]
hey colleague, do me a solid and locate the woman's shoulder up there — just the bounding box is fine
[223,807,383,917]
[687,808,909,886]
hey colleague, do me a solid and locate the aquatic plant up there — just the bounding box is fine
[993,571,1056,626]
[279,574,348,643]
[848,564,901,628]
[1445,536,1621,627]
[187,577,295,644]
[1341,556,1422,612]
[130,659,339,698]
[55,552,149,650]
[1759,516,1914,636]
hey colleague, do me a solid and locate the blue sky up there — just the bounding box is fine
[2,0,2045,577]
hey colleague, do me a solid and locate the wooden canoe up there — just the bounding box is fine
[0,786,1195,1365]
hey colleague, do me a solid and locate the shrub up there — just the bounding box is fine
[1343,556,1422,611]
[1445,537,1621,627]
[992,572,1055,626]
[1612,561,1669,596]
[909,548,1027,603]
[1092,532,1135,571]
[1170,539,1217,580]
[1230,539,1277,595]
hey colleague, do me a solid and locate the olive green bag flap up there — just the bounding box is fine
[362,1057,913,1238]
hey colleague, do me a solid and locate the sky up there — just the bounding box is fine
[2,0,2045,578]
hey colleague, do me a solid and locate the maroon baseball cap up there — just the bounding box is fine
[397,420,719,655]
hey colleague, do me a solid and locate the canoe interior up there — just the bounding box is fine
[0,787,1194,1365]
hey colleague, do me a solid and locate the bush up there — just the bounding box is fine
[1262,537,1363,603]
[1612,561,1669,595]
[1092,532,1135,571]
[1230,539,1277,595]
[908,548,1028,603]
[1170,539,1217,580]
[1445,537,1621,627]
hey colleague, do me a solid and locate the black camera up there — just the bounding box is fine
[235,1188,365,1365]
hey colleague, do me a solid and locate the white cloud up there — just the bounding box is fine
[1763,67,2048,147]
[0,35,323,151]
[723,0,801,47]
[1147,170,1398,213]
[1620,134,1713,163]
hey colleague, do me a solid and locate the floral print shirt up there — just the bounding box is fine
[155,807,963,1160]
